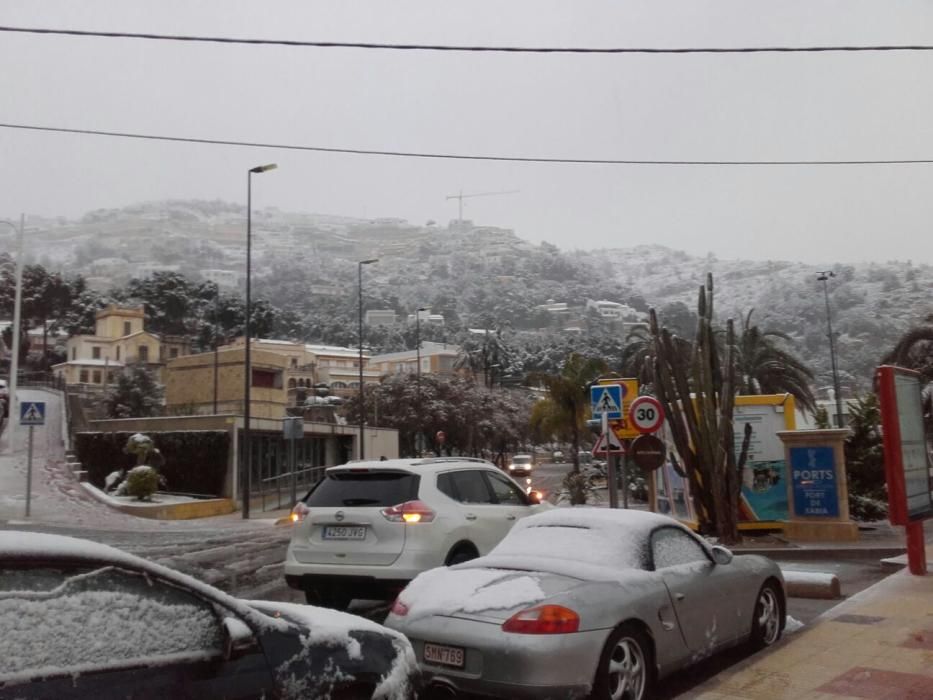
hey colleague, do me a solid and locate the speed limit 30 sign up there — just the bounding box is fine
[629,396,664,434]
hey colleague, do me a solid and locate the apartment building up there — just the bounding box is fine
[368,341,461,378]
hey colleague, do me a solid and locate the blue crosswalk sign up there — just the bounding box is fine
[20,401,46,426]
[590,385,623,419]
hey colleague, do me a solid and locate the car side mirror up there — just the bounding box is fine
[711,545,733,565]
[527,490,542,505]
[223,617,258,661]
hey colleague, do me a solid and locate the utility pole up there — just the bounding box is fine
[2,215,24,455]
[817,271,845,428]
[415,307,427,455]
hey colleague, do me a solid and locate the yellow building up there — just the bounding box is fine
[52,305,189,388]
[369,341,461,378]
[165,345,288,419]
[164,339,381,417]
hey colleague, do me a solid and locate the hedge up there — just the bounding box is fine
[75,430,229,496]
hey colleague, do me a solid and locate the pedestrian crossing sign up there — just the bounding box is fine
[590,384,623,419]
[20,401,46,426]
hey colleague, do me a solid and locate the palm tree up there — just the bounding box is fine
[733,310,817,414]
[529,352,607,472]
[622,326,691,389]
[455,328,512,388]
[881,317,933,428]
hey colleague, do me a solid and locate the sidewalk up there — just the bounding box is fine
[687,544,933,700]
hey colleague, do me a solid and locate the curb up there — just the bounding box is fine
[80,483,236,520]
[736,546,907,562]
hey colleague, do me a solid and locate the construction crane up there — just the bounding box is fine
[445,190,519,225]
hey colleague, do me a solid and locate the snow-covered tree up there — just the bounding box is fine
[104,367,164,418]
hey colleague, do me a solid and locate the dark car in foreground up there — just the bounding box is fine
[386,508,785,700]
[0,532,418,699]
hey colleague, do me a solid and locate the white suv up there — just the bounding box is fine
[284,457,549,609]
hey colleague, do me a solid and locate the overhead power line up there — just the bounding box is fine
[2,25,933,54]
[2,123,931,166]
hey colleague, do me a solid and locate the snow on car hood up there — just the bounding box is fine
[247,601,417,700]
[396,567,547,621]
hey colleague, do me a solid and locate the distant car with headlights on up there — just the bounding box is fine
[506,453,534,477]
[385,508,785,700]
[0,532,418,700]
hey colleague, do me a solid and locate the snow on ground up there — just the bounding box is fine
[0,389,294,599]
[785,616,805,633]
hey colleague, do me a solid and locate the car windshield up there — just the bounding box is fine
[512,456,532,465]
[305,470,419,507]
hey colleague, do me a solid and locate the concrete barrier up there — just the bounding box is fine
[781,570,842,599]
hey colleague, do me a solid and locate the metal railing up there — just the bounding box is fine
[258,464,327,511]
[5,371,66,391]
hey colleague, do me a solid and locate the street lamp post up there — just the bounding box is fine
[242,163,277,520]
[415,307,427,455]
[358,259,378,460]
[817,271,845,428]
[1,216,24,454]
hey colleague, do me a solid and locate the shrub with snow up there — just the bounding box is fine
[125,466,160,501]
[849,493,887,522]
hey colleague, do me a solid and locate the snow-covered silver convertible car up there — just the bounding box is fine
[0,532,418,700]
[386,509,785,700]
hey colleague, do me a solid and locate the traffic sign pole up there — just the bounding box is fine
[621,443,629,509]
[25,425,34,517]
[603,412,619,509]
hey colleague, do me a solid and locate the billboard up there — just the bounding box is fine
[734,395,797,524]
[877,366,933,525]
[650,394,797,530]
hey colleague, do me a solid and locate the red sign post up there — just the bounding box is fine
[876,365,933,576]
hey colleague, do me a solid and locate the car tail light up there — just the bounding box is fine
[290,502,310,523]
[389,597,409,616]
[381,500,436,523]
[502,605,580,634]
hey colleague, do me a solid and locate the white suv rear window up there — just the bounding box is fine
[305,471,419,507]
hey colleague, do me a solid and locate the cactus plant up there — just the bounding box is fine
[649,274,751,544]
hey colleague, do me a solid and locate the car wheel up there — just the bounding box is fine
[446,545,478,566]
[591,623,653,700]
[749,582,783,650]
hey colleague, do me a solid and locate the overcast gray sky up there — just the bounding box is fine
[2,1,933,263]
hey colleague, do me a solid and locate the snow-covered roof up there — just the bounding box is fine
[305,344,366,358]
[52,359,126,368]
[256,338,300,346]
